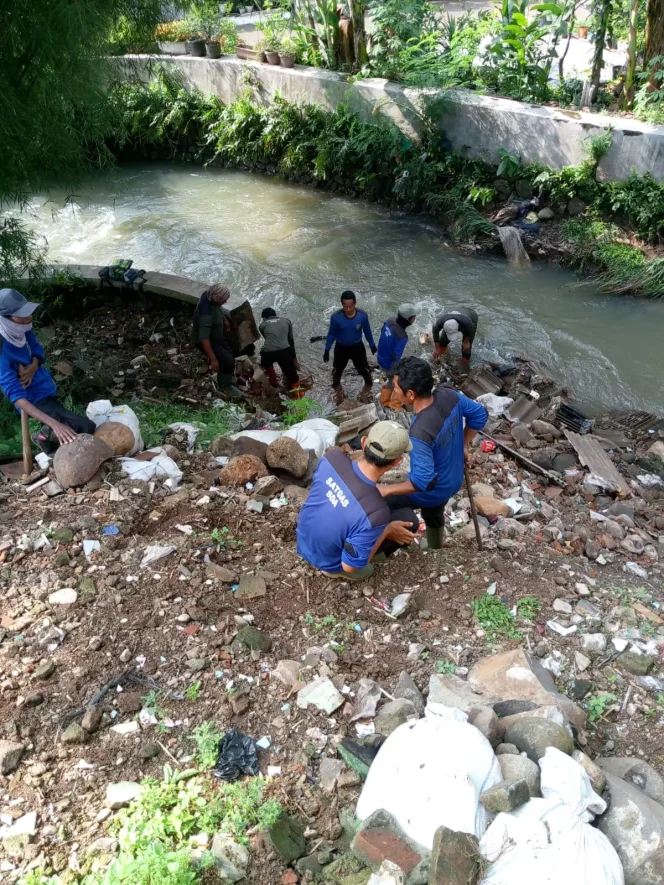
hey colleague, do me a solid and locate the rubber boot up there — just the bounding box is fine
[265,366,279,387]
[421,526,443,550]
[358,383,373,403]
[218,373,242,399]
[333,385,345,406]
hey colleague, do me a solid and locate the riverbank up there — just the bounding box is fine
[0,309,663,883]
[109,71,664,298]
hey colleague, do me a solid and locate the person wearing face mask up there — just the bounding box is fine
[0,288,96,454]
[376,303,416,407]
[432,308,479,364]
[191,283,241,399]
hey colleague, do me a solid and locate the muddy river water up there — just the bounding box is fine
[23,163,664,413]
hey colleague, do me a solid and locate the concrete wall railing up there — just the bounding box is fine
[119,55,664,183]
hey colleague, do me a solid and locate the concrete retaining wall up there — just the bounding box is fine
[38,264,207,305]
[121,54,664,183]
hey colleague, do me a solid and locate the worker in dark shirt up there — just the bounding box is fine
[432,308,479,364]
[259,307,302,399]
[0,288,95,454]
[324,290,376,403]
[191,283,241,399]
[297,421,419,580]
[378,356,488,550]
[376,303,416,407]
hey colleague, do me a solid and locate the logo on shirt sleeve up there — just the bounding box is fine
[325,476,349,508]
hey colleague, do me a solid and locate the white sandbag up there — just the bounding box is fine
[480,747,624,885]
[283,418,338,458]
[230,429,283,446]
[86,400,143,456]
[476,393,514,418]
[119,451,183,488]
[356,713,502,849]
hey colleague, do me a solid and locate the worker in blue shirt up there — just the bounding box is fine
[323,290,376,403]
[376,303,416,407]
[0,288,95,454]
[377,356,488,550]
[297,421,419,580]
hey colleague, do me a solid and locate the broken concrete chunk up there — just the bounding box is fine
[479,777,530,813]
[105,781,144,810]
[0,740,25,775]
[235,574,267,600]
[297,677,344,714]
[429,825,479,885]
[498,753,541,797]
[374,698,418,736]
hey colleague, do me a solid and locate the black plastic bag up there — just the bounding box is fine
[211,728,259,781]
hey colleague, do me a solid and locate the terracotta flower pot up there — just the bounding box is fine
[578,26,588,39]
[265,50,280,65]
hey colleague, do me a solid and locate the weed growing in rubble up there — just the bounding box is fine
[281,396,323,428]
[516,596,543,620]
[132,401,240,449]
[587,692,618,723]
[472,594,521,640]
[435,659,456,675]
[191,721,224,768]
[185,680,202,702]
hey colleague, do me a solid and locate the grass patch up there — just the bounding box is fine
[281,396,323,428]
[191,721,224,769]
[586,691,618,723]
[22,770,282,885]
[132,401,243,449]
[472,594,521,640]
[516,596,543,620]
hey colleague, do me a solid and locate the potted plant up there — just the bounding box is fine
[263,37,281,64]
[260,1,288,64]
[183,15,206,55]
[236,42,266,61]
[218,17,239,55]
[155,21,189,54]
[279,36,297,68]
[577,19,588,39]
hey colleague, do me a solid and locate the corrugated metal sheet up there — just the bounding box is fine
[595,411,664,437]
[506,394,542,425]
[461,368,502,399]
[563,429,631,496]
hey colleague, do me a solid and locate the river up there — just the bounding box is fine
[20,163,664,414]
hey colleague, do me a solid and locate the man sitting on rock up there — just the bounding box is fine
[296,421,420,580]
[0,288,95,454]
[378,356,488,550]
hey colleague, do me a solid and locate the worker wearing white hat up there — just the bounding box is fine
[432,308,478,363]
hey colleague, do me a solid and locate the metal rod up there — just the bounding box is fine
[478,430,566,487]
[20,410,33,477]
[464,463,483,550]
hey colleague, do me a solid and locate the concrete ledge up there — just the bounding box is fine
[119,54,664,182]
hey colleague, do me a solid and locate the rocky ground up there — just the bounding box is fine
[1,305,663,885]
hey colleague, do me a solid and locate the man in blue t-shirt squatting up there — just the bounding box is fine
[377,356,489,551]
[297,421,420,580]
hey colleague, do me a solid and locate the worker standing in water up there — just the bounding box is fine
[259,307,303,399]
[376,304,416,407]
[324,290,376,403]
[432,308,479,365]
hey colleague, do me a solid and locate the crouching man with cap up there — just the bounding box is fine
[0,288,96,453]
[296,422,420,581]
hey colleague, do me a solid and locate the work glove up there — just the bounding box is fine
[323,350,330,363]
[370,346,377,355]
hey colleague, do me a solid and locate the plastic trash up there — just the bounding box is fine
[368,861,405,885]
[102,525,120,536]
[211,728,259,781]
[356,707,501,848]
[230,429,282,446]
[140,545,177,569]
[476,393,514,418]
[119,450,183,487]
[86,401,143,456]
[480,747,624,885]
[83,540,101,560]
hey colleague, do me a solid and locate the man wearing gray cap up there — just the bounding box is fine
[297,421,420,580]
[376,304,416,407]
[432,308,479,364]
[0,288,96,453]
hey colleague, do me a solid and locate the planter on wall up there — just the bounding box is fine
[158,41,187,55]
[279,54,295,68]
[265,50,280,65]
[236,44,265,62]
[189,39,206,56]
[205,42,221,58]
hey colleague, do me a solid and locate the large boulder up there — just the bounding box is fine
[53,434,113,489]
[230,435,269,463]
[93,421,135,456]
[266,437,310,479]
[504,717,573,762]
[468,648,585,730]
[600,758,664,807]
[219,455,268,487]
[598,773,664,884]
[473,497,511,518]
